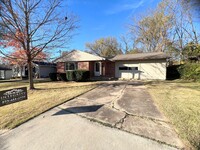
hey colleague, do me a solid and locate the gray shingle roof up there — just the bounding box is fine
[54,50,105,62]
[0,64,12,70]
[111,52,169,61]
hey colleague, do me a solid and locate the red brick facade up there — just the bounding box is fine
[56,61,115,78]
[57,62,65,73]
[102,61,115,77]
[89,62,94,77]
[78,62,89,70]
[57,62,90,73]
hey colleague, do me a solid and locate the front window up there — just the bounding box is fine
[65,62,77,71]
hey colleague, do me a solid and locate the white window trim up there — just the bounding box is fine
[65,62,77,71]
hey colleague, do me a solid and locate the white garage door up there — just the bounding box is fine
[121,71,133,79]
[118,66,139,79]
[115,60,166,80]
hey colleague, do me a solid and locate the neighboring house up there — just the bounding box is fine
[33,61,57,78]
[54,50,169,80]
[13,61,56,78]
[0,65,12,80]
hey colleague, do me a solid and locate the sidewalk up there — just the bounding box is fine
[0,107,176,150]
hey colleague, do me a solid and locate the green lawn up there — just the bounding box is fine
[0,80,98,129]
[146,80,200,150]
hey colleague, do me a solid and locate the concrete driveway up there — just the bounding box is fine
[0,81,183,150]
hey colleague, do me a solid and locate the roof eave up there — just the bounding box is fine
[111,57,168,61]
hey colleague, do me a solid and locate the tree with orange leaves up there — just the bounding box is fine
[1,30,48,77]
[6,48,47,66]
[5,48,47,78]
[0,0,77,89]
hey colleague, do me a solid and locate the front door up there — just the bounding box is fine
[94,62,101,76]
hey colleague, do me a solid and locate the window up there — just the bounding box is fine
[132,67,138,70]
[119,66,138,71]
[119,67,130,70]
[65,62,77,71]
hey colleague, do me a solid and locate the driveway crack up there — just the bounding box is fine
[110,82,169,124]
[114,114,129,129]
[110,83,127,112]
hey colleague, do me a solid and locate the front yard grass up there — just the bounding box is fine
[0,81,98,129]
[146,80,200,150]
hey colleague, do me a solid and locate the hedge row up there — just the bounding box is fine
[178,63,200,81]
[49,73,57,81]
[66,70,90,81]
[49,70,90,82]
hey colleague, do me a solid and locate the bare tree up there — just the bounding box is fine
[85,37,122,57]
[128,0,199,63]
[120,35,130,54]
[181,2,199,44]
[0,0,78,89]
[180,0,200,17]
[166,0,199,62]
[129,2,174,52]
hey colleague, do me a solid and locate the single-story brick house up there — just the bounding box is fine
[54,50,169,80]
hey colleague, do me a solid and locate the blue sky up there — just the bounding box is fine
[66,0,160,51]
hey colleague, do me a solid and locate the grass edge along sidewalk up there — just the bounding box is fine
[0,81,98,130]
[146,80,200,150]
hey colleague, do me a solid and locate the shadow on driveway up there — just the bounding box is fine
[53,105,103,116]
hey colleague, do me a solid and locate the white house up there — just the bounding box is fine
[12,61,56,78]
[0,65,12,80]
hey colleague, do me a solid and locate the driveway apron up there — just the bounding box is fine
[59,81,184,148]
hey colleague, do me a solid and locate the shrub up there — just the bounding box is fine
[22,76,28,80]
[66,70,90,81]
[178,63,200,81]
[49,73,57,81]
[57,73,67,81]
[66,71,75,81]
[74,70,90,81]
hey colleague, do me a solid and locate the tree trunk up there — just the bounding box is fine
[28,61,34,90]
[180,50,183,64]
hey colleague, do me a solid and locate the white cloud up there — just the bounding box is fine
[105,0,144,15]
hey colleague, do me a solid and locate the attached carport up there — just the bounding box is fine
[111,52,169,80]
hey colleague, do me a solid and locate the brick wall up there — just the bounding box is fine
[57,62,65,73]
[104,61,115,77]
[89,61,115,77]
[56,61,115,78]
[78,62,89,70]
[89,62,94,77]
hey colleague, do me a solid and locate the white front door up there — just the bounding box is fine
[94,62,101,76]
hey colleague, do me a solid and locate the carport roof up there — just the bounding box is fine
[0,64,12,70]
[111,52,169,61]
